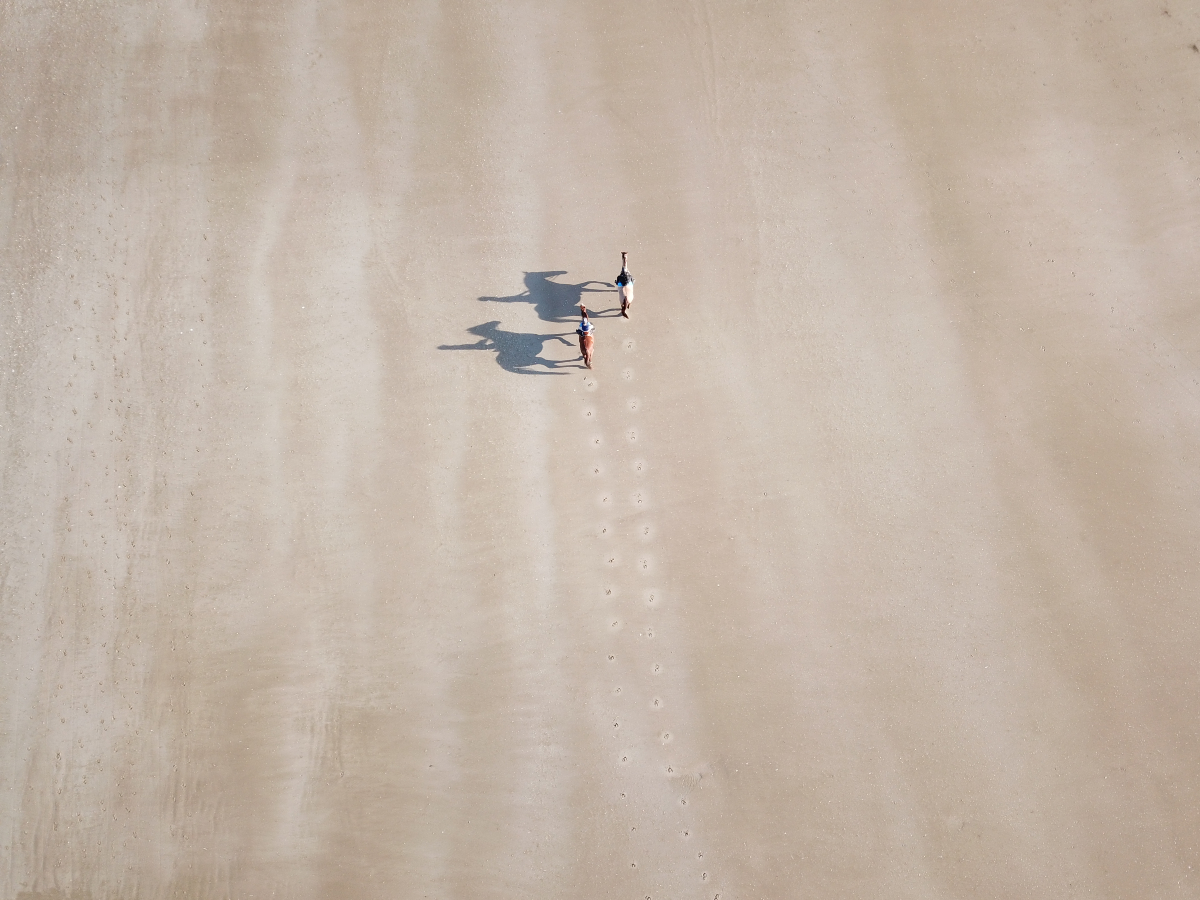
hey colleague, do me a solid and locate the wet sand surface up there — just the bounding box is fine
[4,1,1200,897]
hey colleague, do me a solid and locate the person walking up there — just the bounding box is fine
[616,251,634,318]
[577,305,595,369]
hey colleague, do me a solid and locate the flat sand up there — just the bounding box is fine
[3,2,1200,898]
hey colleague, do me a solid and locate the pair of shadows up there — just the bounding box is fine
[439,271,618,375]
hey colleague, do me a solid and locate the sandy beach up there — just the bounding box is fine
[3,1,1200,897]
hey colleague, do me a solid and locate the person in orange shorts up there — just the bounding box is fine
[576,305,595,369]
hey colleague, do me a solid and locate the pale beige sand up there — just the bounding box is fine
[3,1,1200,898]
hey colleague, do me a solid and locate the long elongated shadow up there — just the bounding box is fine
[479,271,619,321]
[438,321,581,375]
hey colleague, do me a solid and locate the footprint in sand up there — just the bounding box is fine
[578,327,717,895]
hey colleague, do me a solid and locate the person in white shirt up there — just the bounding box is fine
[615,251,634,318]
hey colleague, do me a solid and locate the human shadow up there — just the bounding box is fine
[438,321,582,375]
[479,271,620,321]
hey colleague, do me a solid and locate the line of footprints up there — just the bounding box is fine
[583,338,720,900]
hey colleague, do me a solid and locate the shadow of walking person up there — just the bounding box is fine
[479,271,617,322]
[438,321,580,375]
